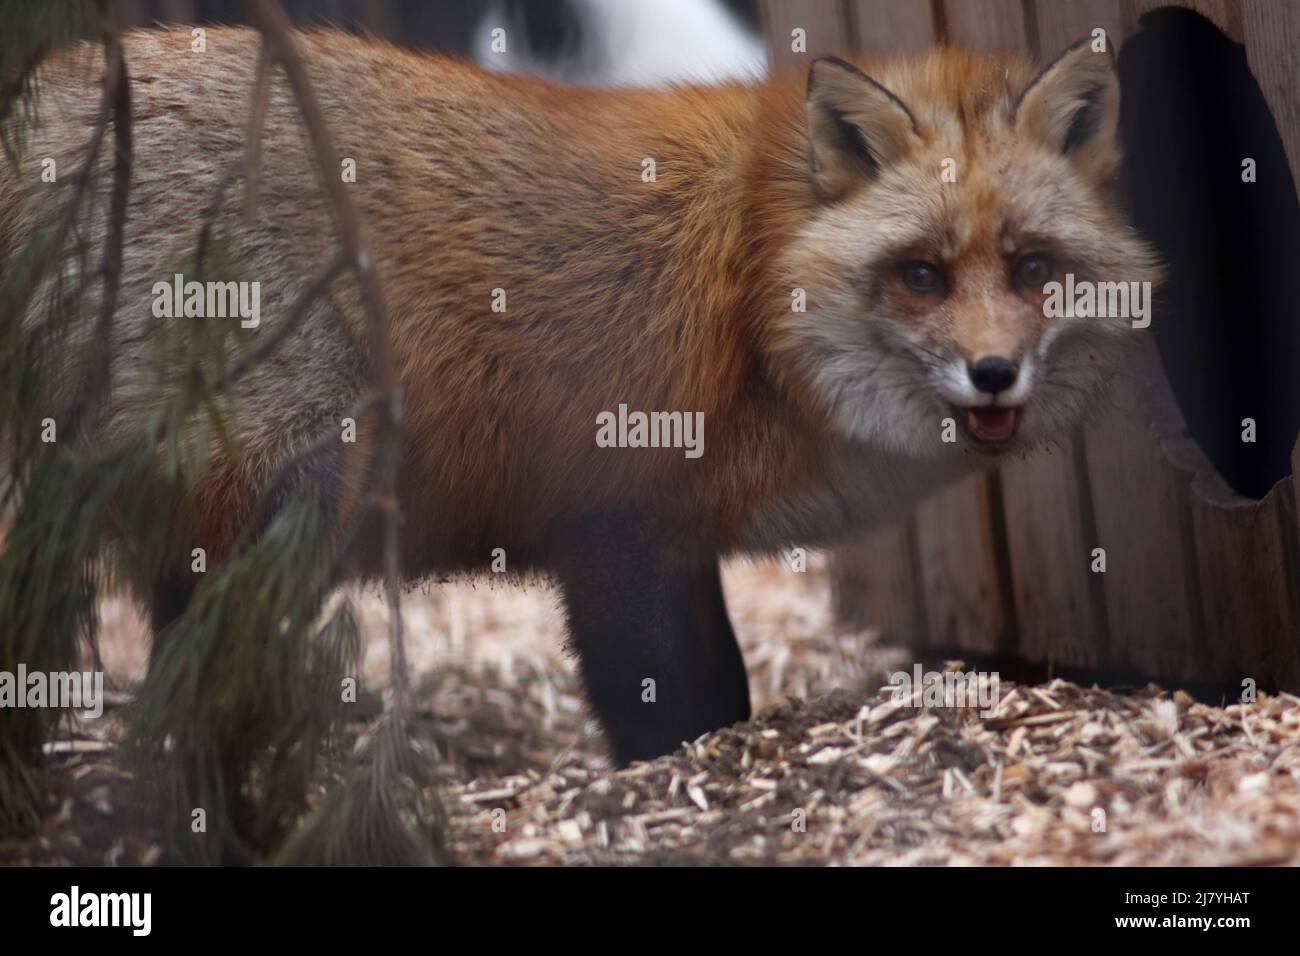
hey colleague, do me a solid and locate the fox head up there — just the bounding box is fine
[770,41,1162,457]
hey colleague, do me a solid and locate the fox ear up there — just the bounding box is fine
[1015,39,1121,179]
[806,56,919,198]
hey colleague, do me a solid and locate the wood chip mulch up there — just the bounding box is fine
[4,558,1299,865]
[445,678,1300,866]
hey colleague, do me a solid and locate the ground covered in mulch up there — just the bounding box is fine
[5,558,1300,865]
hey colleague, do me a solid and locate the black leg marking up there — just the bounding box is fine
[551,510,751,765]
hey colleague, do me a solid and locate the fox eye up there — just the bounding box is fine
[1014,252,1054,289]
[899,260,945,294]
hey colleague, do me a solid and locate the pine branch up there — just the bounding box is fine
[2,0,445,863]
[0,0,128,838]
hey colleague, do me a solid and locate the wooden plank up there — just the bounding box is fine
[1081,346,1202,679]
[999,437,1108,670]
[1034,0,1125,59]
[830,520,927,647]
[1243,0,1300,192]
[760,0,853,71]
[850,0,936,54]
[1137,328,1300,689]
[1187,487,1300,689]
[1131,0,1244,43]
[942,0,1030,53]
[912,471,1010,655]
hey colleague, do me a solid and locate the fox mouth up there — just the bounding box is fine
[961,405,1020,447]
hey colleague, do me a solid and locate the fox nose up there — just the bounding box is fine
[968,356,1018,395]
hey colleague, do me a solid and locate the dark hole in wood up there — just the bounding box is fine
[1118,6,1300,500]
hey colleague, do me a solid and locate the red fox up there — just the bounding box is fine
[1,28,1160,763]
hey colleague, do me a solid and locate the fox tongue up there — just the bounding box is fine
[966,407,1018,442]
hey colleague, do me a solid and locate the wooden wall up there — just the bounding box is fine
[762,0,1300,691]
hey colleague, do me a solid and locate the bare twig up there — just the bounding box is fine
[193,165,240,276]
[73,9,132,423]
[242,41,271,224]
[212,251,348,394]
